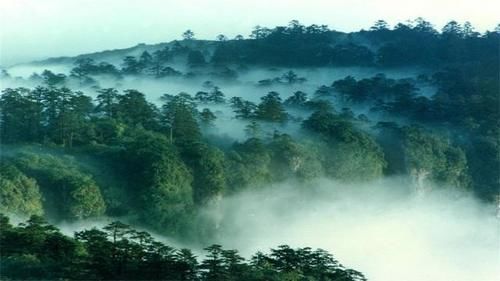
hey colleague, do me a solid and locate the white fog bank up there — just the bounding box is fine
[202,178,499,281]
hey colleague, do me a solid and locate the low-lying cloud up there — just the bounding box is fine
[201,177,499,281]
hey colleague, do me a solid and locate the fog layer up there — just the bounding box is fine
[201,177,499,281]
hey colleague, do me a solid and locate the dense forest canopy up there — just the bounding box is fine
[0,19,499,281]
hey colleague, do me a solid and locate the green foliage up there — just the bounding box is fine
[466,134,500,200]
[121,56,143,74]
[0,216,365,281]
[92,117,127,144]
[117,89,158,130]
[226,138,272,191]
[332,74,417,104]
[192,145,227,205]
[0,86,95,146]
[208,86,226,103]
[401,126,470,189]
[71,58,121,80]
[0,87,40,143]
[41,70,67,86]
[269,133,323,181]
[120,129,194,235]
[161,93,201,147]
[230,97,257,119]
[95,88,120,118]
[0,215,85,280]
[225,135,323,191]
[0,164,44,216]
[182,29,195,40]
[284,91,308,107]
[256,92,288,122]
[9,152,106,220]
[1,19,497,251]
[303,111,386,181]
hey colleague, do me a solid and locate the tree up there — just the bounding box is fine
[284,91,308,107]
[199,108,217,126]
[208,86,225,103]
[161,93,201,146]
[192,146,226,205]
[0,87,94,146]
[75,228,114,279]
[71,58,120,78]
[303,110,386,181]
[70,58,96,82]
[1,216,366,280]
[195,91,210,103]
[216,34,228,41]
[117,89,158,129]
[281,70,305,84]
[200,245,227,281]
[151,47,172,77]
[269,133,323,181]
[413,17,437,34]
[400,126,470,192]
[249,25,272,39]
[52,89,94,147]
[0,88,37,143]
[121,56,142,75]
[176,249,199,281]
[442,21,463,37]
[0,164,44,216]
[11,152,106,220]
[139,51,153,69]
[222,249,247,281]
[95,88,120,118]
[182,29,195,40]
[41,70,66,86]
[230,97,256,119]
[226,138,272,191]
[462,21,479,38]
[255,92,288,122]
[121,130,194,235]
[371,20,389,31]
[158,66,182,77]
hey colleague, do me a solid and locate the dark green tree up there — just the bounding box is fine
[95,88,120,118]
[255,92,288,122]
[117,89,158,129]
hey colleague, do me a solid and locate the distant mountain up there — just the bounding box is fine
[29,39,218,66]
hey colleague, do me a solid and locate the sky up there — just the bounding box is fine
[0,0,499,66]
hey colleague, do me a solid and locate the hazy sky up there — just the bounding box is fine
[0,0,498,66]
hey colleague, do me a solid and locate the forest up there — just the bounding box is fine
[0,214,366,280]
[0,19,499,280]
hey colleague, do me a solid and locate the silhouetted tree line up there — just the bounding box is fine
[211,19,499,67]
[0,214,366,281]
[20,19,496,85]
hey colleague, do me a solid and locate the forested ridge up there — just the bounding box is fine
[0,214,366,280]
[0,19,499,280]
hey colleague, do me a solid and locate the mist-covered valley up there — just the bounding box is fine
[1,17,499,281]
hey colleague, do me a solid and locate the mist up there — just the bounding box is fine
[1,8,498,280]
[30,176,499,281]
[198,177,499,281]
